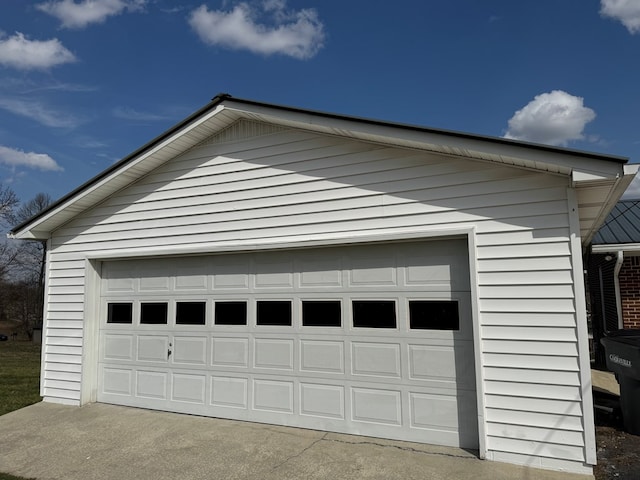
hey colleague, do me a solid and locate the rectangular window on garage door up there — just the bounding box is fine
[107,302,132,324]
[302,300,341,327]
[352,300,396,328]
[176,301,206,325]
[140,302,168,324]
[409,300,459,330]
[257,300,292,326]
[215,301,247,325]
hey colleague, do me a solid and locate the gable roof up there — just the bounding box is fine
[592,200,640,251]
[9,93,638,245]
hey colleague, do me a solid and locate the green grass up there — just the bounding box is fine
[0,341,42,480]
[0,341,42,416]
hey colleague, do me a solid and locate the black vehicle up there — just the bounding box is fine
[0,334,8,341]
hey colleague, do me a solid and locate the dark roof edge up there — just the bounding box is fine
[10,92,630,235]
[224,95,630,164]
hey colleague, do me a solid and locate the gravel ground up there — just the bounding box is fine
[594,394,640,480]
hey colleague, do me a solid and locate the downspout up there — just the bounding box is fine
[599,266,607,332]
[614,251,624,329]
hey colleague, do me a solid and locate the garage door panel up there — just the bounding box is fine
[211,375,248,409]
[349,257,397,286]
[212,258,249,289]
[139,271,170,292]
[103,262,135,294]
[300,383,345,419]
[171,373,206,404]
[101,367,132,396]
[352,387,402,425]
[173,336,207,365]
[410,392,461,430]
[254,338,294,370]
[298,257,342,287]
[254,256,294,288]
[212,337,249,367]
[254,379,294,413]
[137,336,169,363]
[300,340,344,374]
[401,239,470,291]
[175,257,209,290]
[103,334,134,361]
[352,342,401,378]
[99,238,477,449]
[136,370,168,399]
[176,272,208,291]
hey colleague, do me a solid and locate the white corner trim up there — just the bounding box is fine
[466,228,486,459]
[567,187,597,466]
[81,259,101,405]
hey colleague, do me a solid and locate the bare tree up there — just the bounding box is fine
[0,185,19,281]
[1,190,52,339]
[0,184,18,222]
[0,184,19,329]
[11,193,52,288]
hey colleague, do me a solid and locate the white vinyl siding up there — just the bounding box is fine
[43,125,589,472]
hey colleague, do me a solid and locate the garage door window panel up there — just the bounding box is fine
[302,300,341,327]
[176,301,206,325]
[409,300,459,330]
[215,301,247,325]
[107,302,133,324]
[140,302,168,325]
[257,301,292,326]
[352,300,397,328]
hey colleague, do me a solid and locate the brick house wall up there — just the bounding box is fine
[619,256,640,329]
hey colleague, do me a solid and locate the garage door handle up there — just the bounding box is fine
[168,343,172,359]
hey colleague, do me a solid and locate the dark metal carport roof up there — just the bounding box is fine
[592,200,640,245]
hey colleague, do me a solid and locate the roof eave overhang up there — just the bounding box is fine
[574,164,639,246]
[8,95,633,242]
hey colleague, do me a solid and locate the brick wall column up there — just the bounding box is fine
[619,256,640,329]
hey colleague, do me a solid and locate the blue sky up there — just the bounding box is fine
[1,0,640,206]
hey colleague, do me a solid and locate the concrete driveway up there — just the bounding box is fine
[0,402,591,480]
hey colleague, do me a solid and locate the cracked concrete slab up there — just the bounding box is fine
[0,402,592,480]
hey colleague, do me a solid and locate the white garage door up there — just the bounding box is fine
[98,239,478,448]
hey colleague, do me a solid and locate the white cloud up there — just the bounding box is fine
[20,82,98,94]
[503,90,596,147]
[188,1,324,59]
[0,32,76,70]
[0,145,63,171]
[112,106,170,121]
[601,0,640,34]
[37,0,147,29]
[0,97,81,128]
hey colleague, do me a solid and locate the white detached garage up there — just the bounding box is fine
[10,95,637,475]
